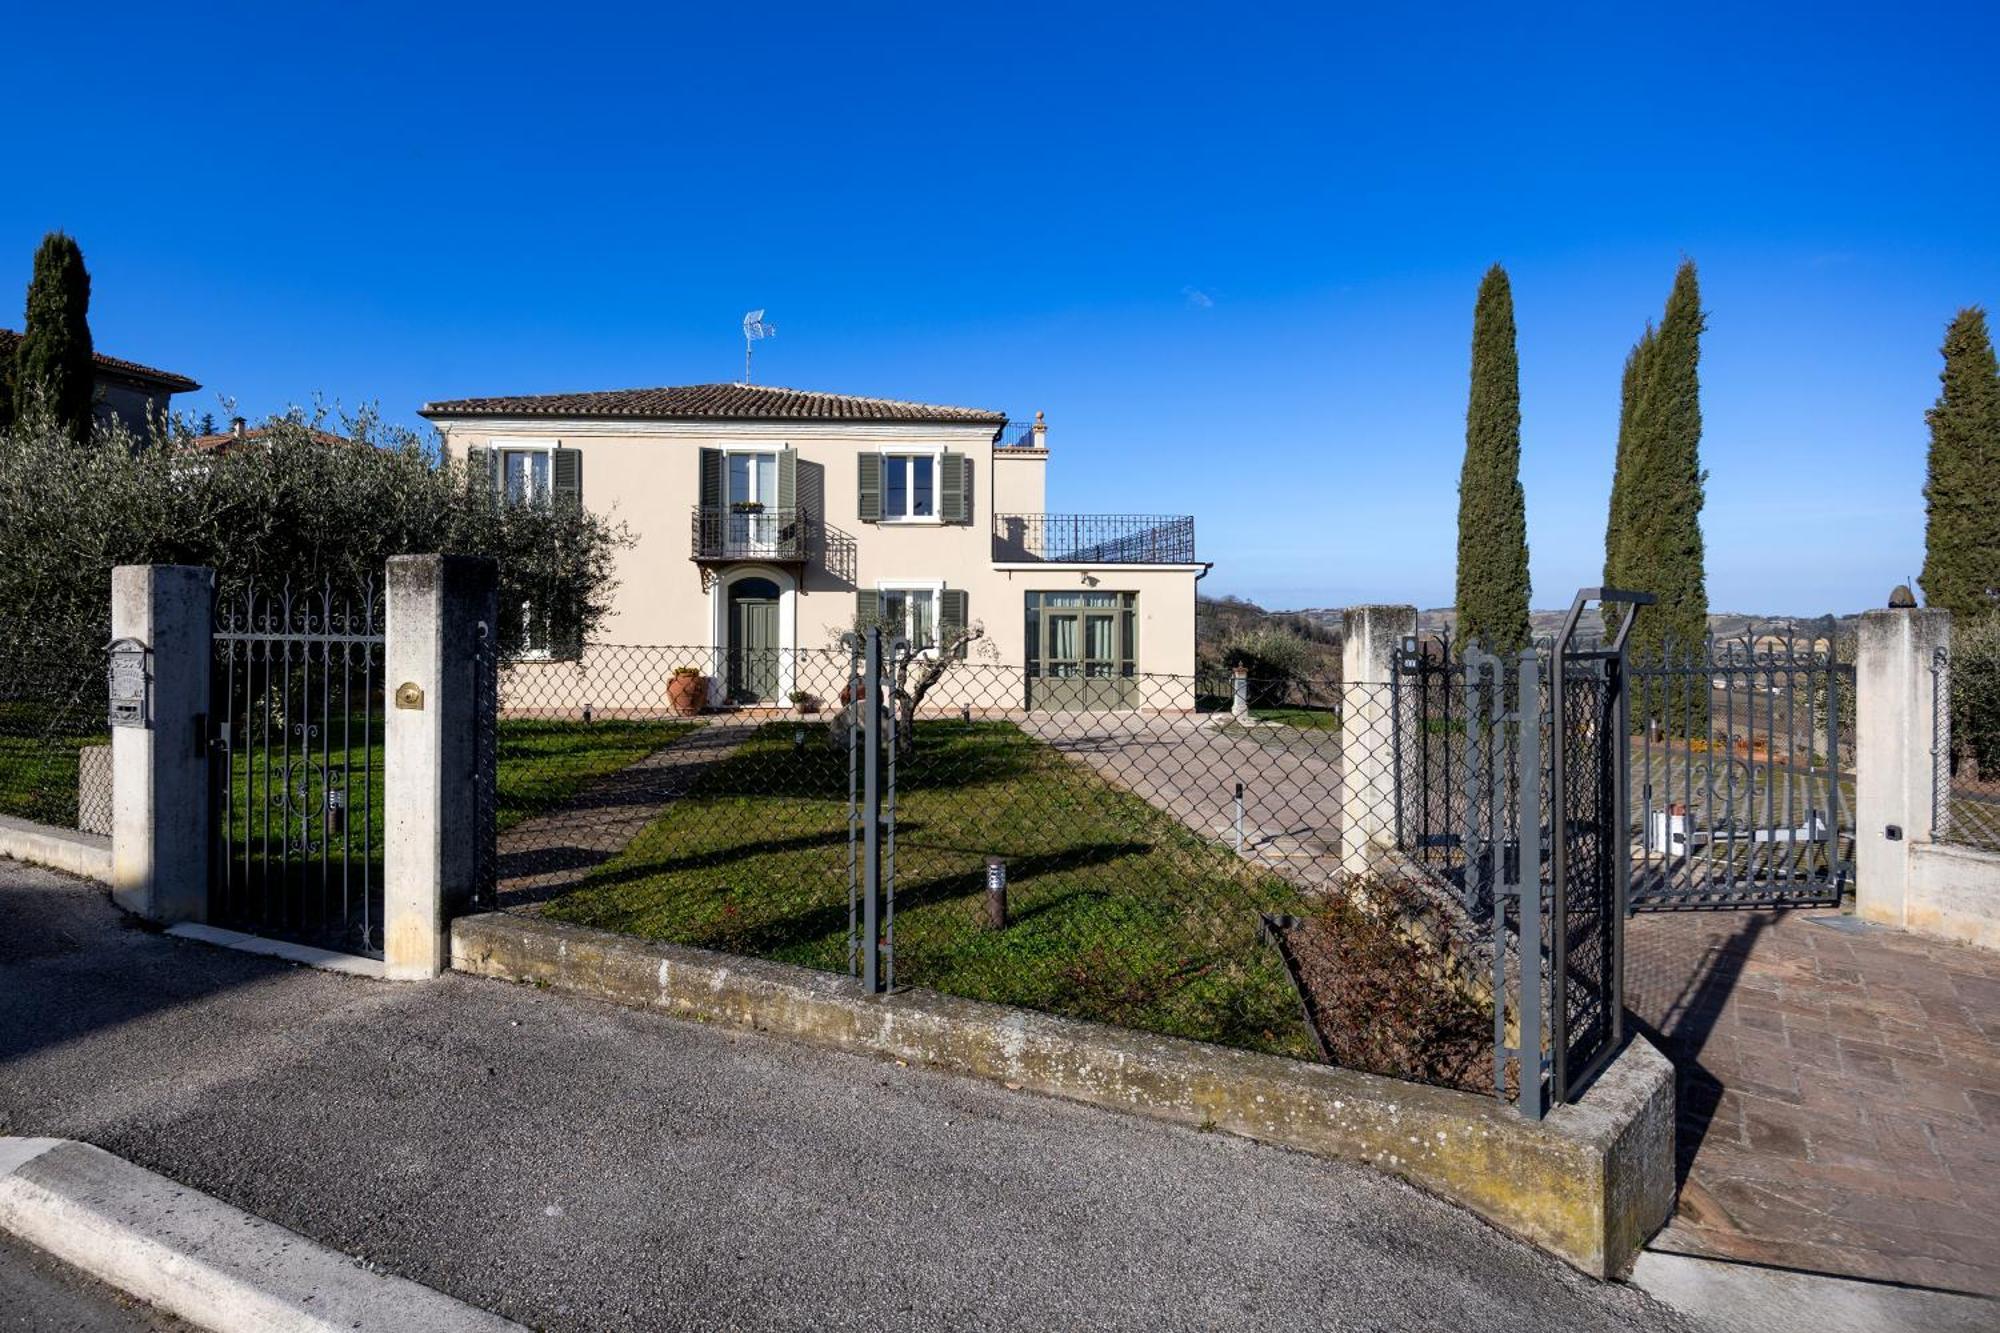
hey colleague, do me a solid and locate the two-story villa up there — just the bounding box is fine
[419,382,1204,709]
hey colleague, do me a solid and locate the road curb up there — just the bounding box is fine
[0,1137,523,1332]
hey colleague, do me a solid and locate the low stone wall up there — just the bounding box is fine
[451,912,1675,1278]
[1907,841,2000,952]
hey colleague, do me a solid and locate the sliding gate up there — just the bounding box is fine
[209,580,386,957]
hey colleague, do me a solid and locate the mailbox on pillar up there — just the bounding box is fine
[106,637,151,729]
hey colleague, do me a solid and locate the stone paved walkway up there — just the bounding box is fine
[495,722,752,911]
[1627,906,2000,1297]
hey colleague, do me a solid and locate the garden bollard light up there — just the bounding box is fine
[984,856,1008,929]
[1234,782,1245,852]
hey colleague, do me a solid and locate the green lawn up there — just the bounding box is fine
[542,720,1320,1058]
[1250,705,1342,730]
[0,701,108,828]
[215,716,696,851]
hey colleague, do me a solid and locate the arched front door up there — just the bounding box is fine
[726,576,782,703]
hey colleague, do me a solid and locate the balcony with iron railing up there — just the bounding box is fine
[992,513,1197,565]
[691,505,817,563]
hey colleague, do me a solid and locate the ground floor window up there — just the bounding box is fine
[1025,591,1137,709]
[879,582,941,652]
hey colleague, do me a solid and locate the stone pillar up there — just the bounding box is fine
[110,565,213,923]
[1230,667,1250,723]
[1340,605,1417,877]
[384,555,498,980]
[1855,606,1951,930]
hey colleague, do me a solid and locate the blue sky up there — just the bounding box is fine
[5,2,1995,615]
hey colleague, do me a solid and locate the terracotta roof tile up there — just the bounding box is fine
[419,382,1007,426]
[185,425,354,455]
[0,329,200,393]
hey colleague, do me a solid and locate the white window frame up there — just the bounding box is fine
[495,437,558,506]
[877,447,944,524]
[877,578,946,656]
[514,596,553,661]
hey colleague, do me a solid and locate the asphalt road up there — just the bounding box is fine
[0,860,1696,1332]
[0,1232,190,1332]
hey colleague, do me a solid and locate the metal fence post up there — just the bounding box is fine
[861,625,884,993]
[1516,649,1546,1121]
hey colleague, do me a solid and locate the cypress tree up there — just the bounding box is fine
[1616,262,1708,658]
[1918,308,2000,621]
[1603,325,1656,631]
[1454,265,1531,653]
[14,232,95,443]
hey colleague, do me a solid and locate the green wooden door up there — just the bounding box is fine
[730,597,780,702]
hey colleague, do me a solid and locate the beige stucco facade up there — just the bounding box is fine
[433,410,1201,706]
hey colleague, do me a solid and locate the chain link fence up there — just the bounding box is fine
[483,641,1500,1092]
[0,625,111,833]
[1937,632,2000,853]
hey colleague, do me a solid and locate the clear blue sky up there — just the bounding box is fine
[6,2,1995,615]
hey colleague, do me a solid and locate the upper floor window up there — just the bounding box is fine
[500,445,552,504]
[882,454,934,520]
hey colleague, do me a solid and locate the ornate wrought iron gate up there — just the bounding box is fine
[1627,634,1853,909]
[209,580,386,956]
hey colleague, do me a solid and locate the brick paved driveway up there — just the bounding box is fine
[1628,907,2000,1296]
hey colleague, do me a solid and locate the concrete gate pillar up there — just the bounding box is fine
[384,555,498,980]
[1855,605,1951,930]
[110,565,213,924]
[1340,605,1417,878]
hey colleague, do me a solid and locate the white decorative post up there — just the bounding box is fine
[110,565,213,923]
[384,555,498,980]
[1855,604,1952,930]
[1231,667,1251,723]
[1340,605,1417,878]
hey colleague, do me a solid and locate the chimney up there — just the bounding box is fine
[230,416,247,440]
[1032,409,1047,451]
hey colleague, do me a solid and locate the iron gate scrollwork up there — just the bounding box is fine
[210,578,386,957]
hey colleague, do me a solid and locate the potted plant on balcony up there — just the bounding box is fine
[730,500,766,514]
[667,665,708,716]
[789,689,819,715]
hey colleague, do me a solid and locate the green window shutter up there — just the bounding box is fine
[699,448,722,510]
[552,447,582,505]
[857,453,882,523]
[939,452,970,523]
[941,588,969,657]
[466,445,495,495]
[856,589,881,626]
[777,447,797,511]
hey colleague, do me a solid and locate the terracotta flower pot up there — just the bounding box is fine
[667,673,707,716]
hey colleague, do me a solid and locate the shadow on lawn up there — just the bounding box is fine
[588,838,1158,963]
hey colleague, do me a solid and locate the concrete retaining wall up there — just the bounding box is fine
[1908,841,2000,952]
[0,814,112,882]
[451,912,1675,1278]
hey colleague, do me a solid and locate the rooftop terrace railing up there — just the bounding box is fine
[992,513,1196,565]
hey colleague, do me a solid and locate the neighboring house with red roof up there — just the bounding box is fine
[185,417,352,454]
[0,329,200,436]
[421,381,1204,707]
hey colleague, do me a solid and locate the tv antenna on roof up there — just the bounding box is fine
[742,310,776,384]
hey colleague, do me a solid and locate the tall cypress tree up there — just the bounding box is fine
[1603,325,1656,629]
[14,232,95,442]
[1919,308,2000,621]
[1615,262,1708,667]
[1454,265,1531,653]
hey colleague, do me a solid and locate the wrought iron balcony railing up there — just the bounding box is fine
[691,506,816,562]
[992,513,1196,565]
